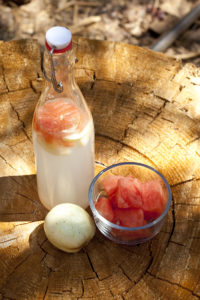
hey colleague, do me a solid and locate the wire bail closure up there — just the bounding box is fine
[43,47,63,93]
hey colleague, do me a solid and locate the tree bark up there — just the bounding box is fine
[0,38,200,299]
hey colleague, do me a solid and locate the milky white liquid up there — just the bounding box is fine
[33,121,94,210]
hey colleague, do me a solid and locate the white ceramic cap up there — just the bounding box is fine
[46,26,72,50]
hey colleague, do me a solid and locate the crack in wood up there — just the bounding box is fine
[0,153,17,171]
[9,102,31,143]
[135,242,153,285]
[3,139,28,149]
[84,249,99,279]
[118,265,132,282]
[95,160,107,168]
[93,77,133,87]
[122,115,138,142]
[175,202,200,206]
[81,279,84,298]
[96,133,158,168]
[171,178,195,188]
[169,240,185,247]
[0,237,17,244]
[100,272,118,282]
[42,274,50,300]
[109,290,115,298]
[1,253,32,291]
[147,273,200,298]
[154,93,171,103]
[150,100,168,124]
[41,265,54,300]
[75,67,95,73]
[40,253,47,264]
[10,176,24,187]
[30,81,38,94]
[0,211,35,216]
[186,137,200,146]
[1,296,16,300]
[13,221,35,227]
[16,192,41,209]
[165,196,176,248]
[5,87,35,94]
[48,292,62,296]
[37,239,48,257]
[1,64,9,92]
[90,71,96,90]
[143,111,155,119]
[161,117,174,124]
[122,242,154,297]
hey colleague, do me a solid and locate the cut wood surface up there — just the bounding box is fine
[0,38,200,299]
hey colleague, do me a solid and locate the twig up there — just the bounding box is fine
[69,16,101,34]
[73,4,79,24]
[74,1,101,6]
[57,1,75,12]
[170,50,200,60]
[57,1,100,12]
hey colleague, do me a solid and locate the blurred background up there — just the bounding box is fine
[0,0,200,65]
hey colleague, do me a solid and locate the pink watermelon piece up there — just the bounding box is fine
[95,197,114,222]
[102,175,122,198]
[113,208,144,227]
[141,180,165,221]
[102,175,122,208]
[116,177,142,209]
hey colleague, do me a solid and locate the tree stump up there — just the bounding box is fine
[0,38,200,299]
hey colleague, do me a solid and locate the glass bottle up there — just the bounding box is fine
[32,26,94,210]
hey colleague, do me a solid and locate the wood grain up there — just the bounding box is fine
[0,37,200,299]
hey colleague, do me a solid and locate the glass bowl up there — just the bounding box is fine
[88,162,172,245]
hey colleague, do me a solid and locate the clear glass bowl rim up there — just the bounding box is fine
[88,162,172,231]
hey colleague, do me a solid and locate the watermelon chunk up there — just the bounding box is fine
[95,197,114,222]
[141,180,165,221]
[113,208,144,227]
[102,175,122,197]
[116,177,142,209]
[102,175,122,208]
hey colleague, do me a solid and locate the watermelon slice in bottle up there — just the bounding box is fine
[33,98,87,148]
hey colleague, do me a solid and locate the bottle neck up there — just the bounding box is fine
[43,47,76,92]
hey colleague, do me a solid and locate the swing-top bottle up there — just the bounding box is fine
[32,26,94,210]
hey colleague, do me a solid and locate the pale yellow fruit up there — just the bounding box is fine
[44,203,96,253]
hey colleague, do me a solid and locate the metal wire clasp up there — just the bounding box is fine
[43,47,63,93]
